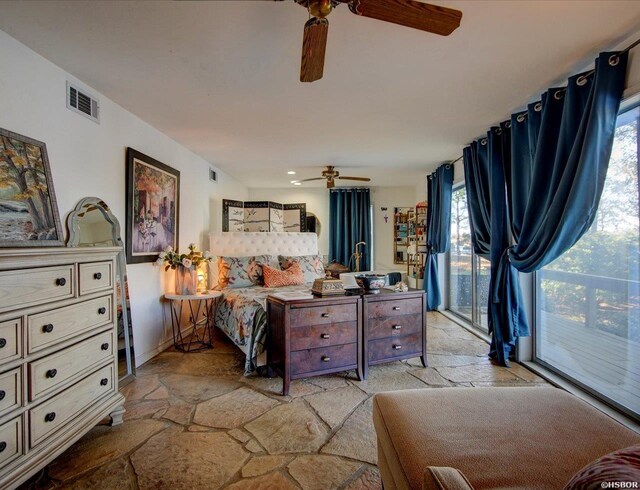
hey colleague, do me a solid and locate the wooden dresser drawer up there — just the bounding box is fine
[290,303,357,327]
[0,417,22,470]
[0,265,73,314]
[291,343,357,376]
[27,296,112,354]
[29,364,114,447]
[290,322,357,351]
[0,368,22,418]
[29,330,114,401]
[0,319,22,363]
[79,262,113,296]
[368,331,422,363]
[367,297,422,319]
[368,313,423,341]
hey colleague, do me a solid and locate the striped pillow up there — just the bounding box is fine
[263,262,305,288]
[564,444,640,490]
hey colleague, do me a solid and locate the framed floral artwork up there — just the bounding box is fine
[125,148,180,264]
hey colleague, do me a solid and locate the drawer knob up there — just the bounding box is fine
[98,307,107,315]
[392,306,401,311]
[0,391,5,401]
[320,333,330,339]
[101,342,109,351]
[100,378,109,386]
[392,325,402,330]
[0,338,6,348]
[44,412,56,423]
[94,272,102,280]
[46,369,58,379]
[321,356,331,362]
[42,324,54,333]
[0,442,6,453]
[393,344,402,350]
[55,277,66,287]
[321,313,329,318]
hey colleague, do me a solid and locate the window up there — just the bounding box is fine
[446,185,491,331]
[535,103,640,418]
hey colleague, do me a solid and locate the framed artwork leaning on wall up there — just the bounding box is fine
[0,128,64,247]
[125,147,180,264]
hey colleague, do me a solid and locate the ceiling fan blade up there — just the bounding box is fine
[295,177,326,183]
[338,176,371,182]
[300,17,329,83]
[349,0,462,36]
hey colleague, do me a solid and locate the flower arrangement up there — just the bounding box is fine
[156,243,212,271]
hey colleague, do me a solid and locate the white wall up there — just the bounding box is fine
[0,31,248,367]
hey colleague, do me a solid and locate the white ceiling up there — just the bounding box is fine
[1,1,640,188]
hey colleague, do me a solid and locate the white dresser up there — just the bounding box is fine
[0,247,125,489]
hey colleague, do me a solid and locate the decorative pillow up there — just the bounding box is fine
[263,263,305,288]
[278,255,325,283]
[217,255,277,289]
[564,444,640,490]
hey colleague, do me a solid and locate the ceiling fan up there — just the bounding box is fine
[293,165,372,188]
[282,0,463,83]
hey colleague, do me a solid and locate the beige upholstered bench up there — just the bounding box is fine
[373,387,640,489]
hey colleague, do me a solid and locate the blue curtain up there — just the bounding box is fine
[329,188,372,271]
[464,51,628,366]
[424,164,454,310]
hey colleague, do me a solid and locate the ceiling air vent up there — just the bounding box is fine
[209,168,218,183]
[66,81,100,123]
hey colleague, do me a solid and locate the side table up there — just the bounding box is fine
[164,291,222,352]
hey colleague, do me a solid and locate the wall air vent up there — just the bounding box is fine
[209,168,218,183]
[66,81,100,123]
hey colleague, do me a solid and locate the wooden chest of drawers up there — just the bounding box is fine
[267,295,362,395]
[0,248,125,489]
[362,289,427,378]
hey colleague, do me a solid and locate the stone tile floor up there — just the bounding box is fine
[21,312,547,489]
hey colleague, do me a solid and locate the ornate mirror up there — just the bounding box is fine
[66,197,136,386]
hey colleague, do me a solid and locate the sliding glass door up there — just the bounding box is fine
[535,103,640,418]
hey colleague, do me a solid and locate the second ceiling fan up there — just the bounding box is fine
[293,165,371,188]
[285,0,463,82]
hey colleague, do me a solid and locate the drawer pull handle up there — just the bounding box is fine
[98,307,107,315]
[393,344,402,350]
[0,391,5,401]
[321,333,330,339]
[94,272,102,280]
[55,277,66,287]
[321,313,329,318]
[46,369,58,379]
[42,324,54,333]
[392,325,402,330]
[392,306,401,311]
[100,378,109,386]
[0,442,6,453]
[101,343,109,351]
[45,412,56,423]
[0,338,6,348]
[321,356,331,362]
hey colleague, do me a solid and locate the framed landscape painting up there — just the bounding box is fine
[0,129,63,247]
[125,148,180,264]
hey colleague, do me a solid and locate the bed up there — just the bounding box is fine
[209,232,320,374]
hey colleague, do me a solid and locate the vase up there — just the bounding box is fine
[175,265,198,295]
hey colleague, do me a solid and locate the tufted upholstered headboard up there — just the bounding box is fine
[208,232,319,288]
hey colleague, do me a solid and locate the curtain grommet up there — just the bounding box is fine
[609,54,620,66]
[554,90,564,100]
[516,114,526,123]
[534,102,542,112]
[480,138,487,146]
[576,75,588,86]
[504,121,512,129]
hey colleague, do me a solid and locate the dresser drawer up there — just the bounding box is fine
[368,313,423,341]
[0,265,73,313]
[0,319,22,363]
[291,343,357,376]
[28,296,112,354]
[0,368,22,418]
[290,303,356,327]
[29,364,114,447]
[0,416,22,470]
[368,331,422,362]
[367,297,422,319]
[79,262,113,296]
[29,330,114,401]
[290,322,357,351]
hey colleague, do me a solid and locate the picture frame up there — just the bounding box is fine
[125,148,180,264]
[0,128,64,247]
